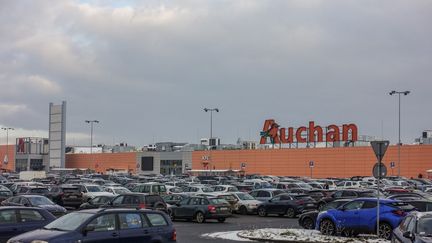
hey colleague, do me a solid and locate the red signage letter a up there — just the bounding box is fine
[260,119,280,144]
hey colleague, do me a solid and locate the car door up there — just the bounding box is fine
[392,216,412,243]
[186,197,201,217]
[17,209,51,235]
[333,200,364,230]
[110,196,125,208]
[356,200,379,231]
[117,213,150,242]
[174,198,190,218]
[83,213,119,243]
[0,209,19,242]
[256,191,271,202]
[266,196,282,214]
[122,195,139,208]
[145,213,171,241]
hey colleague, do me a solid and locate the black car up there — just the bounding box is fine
[103,193,167,212]
[0,206,56,243]
[48,185,83,208]
[8,208,177,243]
[257,193,317,218]
[170,196,231,223]
[162,194,190,205]
[387,193,428,201]
[1,195,67,217]
[298,199,351,229]
[392,211,432,243]
[79,195,115,209]
[317,189,376,210]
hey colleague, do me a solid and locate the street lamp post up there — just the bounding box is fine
[389,90,410,177]
[1,127,14,168]
[85,120,99,169]
[203,108,219,148]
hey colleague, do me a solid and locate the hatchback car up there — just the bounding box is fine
[249,189,285,202]
[392,211,432,243]
[298,199,351,229]
[0,206,56,243]
[170,196,231,223]
[257,193,317,218]
[2,195,67,217]
[104,193,167,212]
[49,185,83,209]
[7,208,177,243]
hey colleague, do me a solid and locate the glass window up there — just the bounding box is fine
[418,217,432,235]
[257,191,270,197]
[271,196,281,202]
[342,191,356,197]
[399,216,412,232]
[333,191,343,198]
[407,217,416,233]
[343,201,364,210]
[0,210,17,224]
[20,210,44,222]
[28,196,54,206]
[191,198,201,205]
[146,213,167,226]
[123,196,139,205]
[179,198,189,205]
[10,197,21,204]
[45,212,94,231]
[119,213,143,229]
[362,201,378,209]
[112,196,124,205]
[87,214,116,232]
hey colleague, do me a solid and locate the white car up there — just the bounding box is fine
[212,185,239,193]
[103,186,131,195]
[73,184,113,201]
[230,192,262,215]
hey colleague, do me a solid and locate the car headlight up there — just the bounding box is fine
[31,241,48,243]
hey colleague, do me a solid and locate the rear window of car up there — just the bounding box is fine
[146,213,168,226]
[209,198,228,205]
[30,188,49,193]
[146,195,163,204]
[358,191,376,197]
[62,188,80,193]
[294,195,312,200]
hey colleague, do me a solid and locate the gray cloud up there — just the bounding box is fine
[0,0,431,146]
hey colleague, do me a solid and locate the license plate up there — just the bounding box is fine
[307,204,314,207]
[220,207,228,211]
[69,196,77,198]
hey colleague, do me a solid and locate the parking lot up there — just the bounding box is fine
[175,214,299,242]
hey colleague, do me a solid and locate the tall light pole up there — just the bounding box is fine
[85,120,99,169]
[1,127,14,168]
[203,108,219,148]
[389,90,410,177]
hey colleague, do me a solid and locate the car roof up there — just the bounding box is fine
[0,206,45,210]
[76,208,162,214]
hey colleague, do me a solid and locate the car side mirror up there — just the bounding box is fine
[402,231,413,239]
[268,199,272,202]
[23,203,30,207]
[82,225,95,236]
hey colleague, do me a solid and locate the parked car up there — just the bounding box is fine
[79,195,115,210]
[316,198,415,239]
[215,193,238,212]
[298,199,351,229]
[7,208,177,243]
[0,206,56,243]
[212,185,239,193]
[404,200,432,212]
[249,189,285,202]
[257,193,317,218]
[230,192,262,215]
[1,195,67,217]
[103,186,131,195]
[392,211,432,243]
[131,183,168,195]
[317,189,377,210]
[72,184,113,202]
[48,185,83,208]
[170,196,231,223]
[0,185,13,202]
[16,186,50,197]
[104,193,167,212]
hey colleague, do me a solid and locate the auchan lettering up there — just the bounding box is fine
[259,120,358,145]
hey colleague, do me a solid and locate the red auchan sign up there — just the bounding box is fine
[260,120,358,144]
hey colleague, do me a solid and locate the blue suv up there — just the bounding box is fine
[316,198,414,239]
[7,208,177,243]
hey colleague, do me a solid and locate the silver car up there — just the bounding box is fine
[230,192,262,214]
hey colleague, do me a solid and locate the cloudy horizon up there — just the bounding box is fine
[0,0,431,147]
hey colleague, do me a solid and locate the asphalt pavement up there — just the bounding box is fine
[174,214,301,243]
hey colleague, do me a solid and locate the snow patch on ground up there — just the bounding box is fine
[202,230,253,241]
[238,228,390,243]
[203,228,391,243]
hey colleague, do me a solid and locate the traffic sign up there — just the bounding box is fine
[370,141,389,163]
[390,161,395,168]
[309,161,314,168]
[373,162,387,178]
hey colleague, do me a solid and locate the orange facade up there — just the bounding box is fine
[66,152,137,173]
[192,145,432,178]
[0,145,15,171]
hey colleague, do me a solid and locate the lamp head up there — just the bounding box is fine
[215,108,219,112]
[204,108,208,112]
[389,91,396,95]
[404,91,410,95]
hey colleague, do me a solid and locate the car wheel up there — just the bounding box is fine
[217,218,226,223]
[302,217,315,230]
[239,206,248,215]
[378,222,392,240]
[195,212,205,223]
[286,208,295,218]
[320,219,336,236]
[258,207,267,217]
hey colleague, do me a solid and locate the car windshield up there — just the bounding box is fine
[202,187,214,192]
[418,217,432,235]
[236,193,255,200]
[44,212,94,231]
[86,186,102,192]
[29,196,55,206]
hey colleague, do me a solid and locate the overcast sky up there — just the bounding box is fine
[0,0,431,147]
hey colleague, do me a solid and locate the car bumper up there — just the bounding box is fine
[206,213,232,219]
